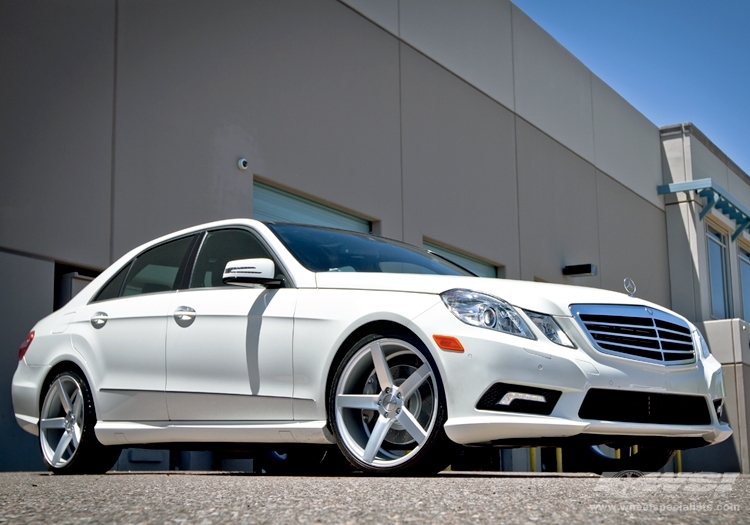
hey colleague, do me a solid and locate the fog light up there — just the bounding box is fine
[497,392,546,405]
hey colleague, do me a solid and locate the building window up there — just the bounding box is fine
[706,225,731,319]
[253,181,370,233]
[422,241,499,278]
[740,247,750,323]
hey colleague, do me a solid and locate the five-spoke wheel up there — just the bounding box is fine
[39,370,120,474]
[330,334,450,474]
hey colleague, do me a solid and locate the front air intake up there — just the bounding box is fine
[476,382,561,416]
[578,388,712,425]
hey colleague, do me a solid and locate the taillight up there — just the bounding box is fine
[18,331,35,361]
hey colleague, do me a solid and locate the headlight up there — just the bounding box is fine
[523,310,576,348]
[695,329,711,359]
[441,289,534,339]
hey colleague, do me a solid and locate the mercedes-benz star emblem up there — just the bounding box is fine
[623,277,637,297]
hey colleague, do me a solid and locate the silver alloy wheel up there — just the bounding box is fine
[334,338,438,469]
[40,375,84,469]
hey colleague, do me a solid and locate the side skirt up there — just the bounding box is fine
[95,420,335,446]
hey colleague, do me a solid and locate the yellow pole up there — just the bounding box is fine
[556,447,563,473]
[633,445,638,455]
[529,447,537,472]
[676,450,683,473]
[615,448,621,459]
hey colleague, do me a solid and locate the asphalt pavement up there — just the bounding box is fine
[0,471,747,524]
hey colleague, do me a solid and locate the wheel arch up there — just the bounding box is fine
[39,358,94,414]
[323,319,444,424]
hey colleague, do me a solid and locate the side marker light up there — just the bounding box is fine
[433,335,464,352]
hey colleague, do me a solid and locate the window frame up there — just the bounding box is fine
[185,226,293,290]
[422,240,498,278]
[706,222,732,319]
[89,233,200,303]
[739,244,750,323]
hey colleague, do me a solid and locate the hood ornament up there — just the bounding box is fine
[623,278,637,297]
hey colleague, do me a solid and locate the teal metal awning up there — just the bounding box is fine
[657,178,750,241]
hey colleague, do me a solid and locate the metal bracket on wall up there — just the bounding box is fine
[658,178,750,242]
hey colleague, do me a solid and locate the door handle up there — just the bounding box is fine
[90,312,108,329]
[173,306,196,327]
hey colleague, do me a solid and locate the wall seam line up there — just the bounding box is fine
[398,2,405,242]
[510,6,522,279]
[108,0,119,265]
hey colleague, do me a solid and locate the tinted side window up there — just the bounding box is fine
[121,236,194,297]
[190,229,274,288]
[92,262,132,303]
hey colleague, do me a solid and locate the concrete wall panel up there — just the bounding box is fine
[339,0,399,36]
[727,169,750,212]
[516,118,599,286]
[665,203,700,322]
[597,172,671,307]
[0,251,53,471]
[511,4,594,164]
[399,0,515,110]
[592,76,663,210]
[400,45,519,277]
[113,0,402,256]
[0,0,114,268]
[690,138,730,188]
[661,134,688,184]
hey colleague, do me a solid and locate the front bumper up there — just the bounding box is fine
[409,303,732,448]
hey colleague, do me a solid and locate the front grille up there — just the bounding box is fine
[579,388,712,425]
[570,305,695,365]
[476,382,561,416]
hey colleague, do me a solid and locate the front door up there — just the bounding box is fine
[165,228,295,421]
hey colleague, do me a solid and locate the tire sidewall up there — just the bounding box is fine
[39,369,118,475]
[328,331,451,475]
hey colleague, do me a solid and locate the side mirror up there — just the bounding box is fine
[222,258,282,287]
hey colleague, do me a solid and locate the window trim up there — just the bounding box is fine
[706,222,732,319]
[422,239,498,278]
[253,180,371,234]
[185,226,294,290]
[739,243,750,322]
[89,233,199,304]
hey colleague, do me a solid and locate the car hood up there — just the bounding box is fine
[314,272,667,317]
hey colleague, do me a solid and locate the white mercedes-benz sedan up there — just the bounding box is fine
[12,219,731,475]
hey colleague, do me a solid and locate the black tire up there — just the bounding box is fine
[39,369,121,474]
[563,443,675,474]
[328,331,453,475]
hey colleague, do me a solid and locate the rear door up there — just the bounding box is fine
[71,234,197,422]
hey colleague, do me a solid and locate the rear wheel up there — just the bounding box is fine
[39,370,120,474]
[329,333,452,475]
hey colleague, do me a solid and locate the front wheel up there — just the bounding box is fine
[39,370,121,474]
[329,333,452,475]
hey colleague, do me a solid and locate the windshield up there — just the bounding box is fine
[267,223,474,276]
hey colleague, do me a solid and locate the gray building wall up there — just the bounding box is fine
[0,251,53,471]
[1,0,683,470]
